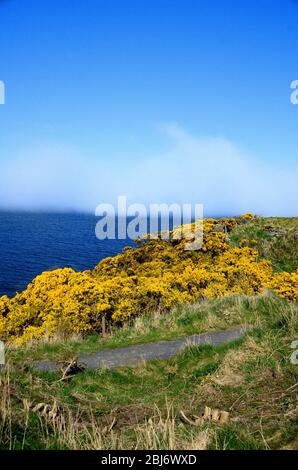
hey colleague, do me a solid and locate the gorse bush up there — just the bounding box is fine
[0,214,297,344]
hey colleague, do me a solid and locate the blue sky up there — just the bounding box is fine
[0,0,297,215]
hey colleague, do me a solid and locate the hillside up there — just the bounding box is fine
[0,215,297,450]
[0,215,297,345]
[1,294,297,450]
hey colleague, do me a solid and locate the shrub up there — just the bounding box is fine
[0,215,297,344]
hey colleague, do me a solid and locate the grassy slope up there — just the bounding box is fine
[0,217,297,450]
[228,217,298,273]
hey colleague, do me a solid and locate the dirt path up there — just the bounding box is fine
[34,326,249,373]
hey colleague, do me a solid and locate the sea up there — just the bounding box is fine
[0,212,136,298]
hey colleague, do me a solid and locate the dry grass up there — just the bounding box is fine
[182,429,214,450]
[0,367,12,448]
[1,295,297,450]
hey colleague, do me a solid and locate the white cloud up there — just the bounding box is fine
[0,124,297,216]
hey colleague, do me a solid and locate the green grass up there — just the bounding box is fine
[8,293,290,364]
[229,216,298,272]
[1,295,297,450]
[1,216,297,450]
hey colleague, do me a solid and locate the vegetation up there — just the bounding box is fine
[229,217,298,273]
[0,295,297,450]
[0,214,297,344]
[0,215,297,450]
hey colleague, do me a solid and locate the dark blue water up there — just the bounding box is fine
[0,212,135,298]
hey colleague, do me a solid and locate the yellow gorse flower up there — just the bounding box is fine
[0,214,297,344]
